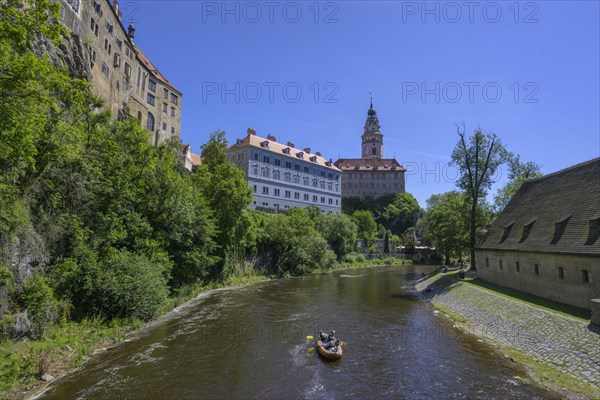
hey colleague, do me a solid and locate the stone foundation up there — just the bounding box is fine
[592,299,600,326]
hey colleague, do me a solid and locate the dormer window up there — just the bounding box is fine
[260,141,269,148]
[296,152,304,159]
[585,215,600,245]
[282,147,290,155]
[519,219,536,243]
[325,161,332,167]
[551,216,571,244]
[310,156,317,162]
[500,222,514,243]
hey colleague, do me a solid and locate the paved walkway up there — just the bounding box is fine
[418,277,600,387]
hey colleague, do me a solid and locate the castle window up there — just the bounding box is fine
[113,53,121,68]
[372,147,377,155]
[66,0,79,13]
[328,198,333,204]
[253,185,257,193]
[163,103,168,113]
[303,177,309,186]
[261,168,269,178]
[263,156,270,163]
[534,264,539,275]
[101,63,109,77]
[137,111,142,121]
[582,269,589,283]
[116,37,122,49]
[164,88,169,99]
[148,80,157,92]
[262,187,269,194]
[105,20,113,34]
[312,179,318,187]
[171,94,179,104]
[558,267,564,280]
[273,170,281,180]
[321,197,325,203]
[162,122,166,131]
[171,127,175,134]
[90,18,95,31]
[147,93,155,106]
[516,262,520,272]
[146,112,155,131]
[285,191,291,198]
[294,192,300,199]
[519,219,536,243]
[304,194,309,201]
[73,21,79,35]
[171,107,175,117]
[124,63,131,79]
[274,189,280,196]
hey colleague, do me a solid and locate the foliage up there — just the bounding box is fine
[342,193,421,236]
[494,155,542,213]
[20,275,62,339]
[200,130,228,173]
[419,191,469,264]
[450,126,510,268]
[316,213,358,260]
[383,231,390,253]
[351,210,377,246]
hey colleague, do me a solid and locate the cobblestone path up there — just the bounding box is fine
[420,279,600,387]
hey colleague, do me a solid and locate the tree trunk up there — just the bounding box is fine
[470,199,477,270]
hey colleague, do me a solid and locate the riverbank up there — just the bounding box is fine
[3,258,412,400]
[416,271,600,400]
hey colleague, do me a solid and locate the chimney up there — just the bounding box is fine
[315,151,322,157]
[127,24,135,41]
[247,127,256,136]
[113,0,122,20]
[303,147,311,154]
[287,141,295,148]
[267,134,276,142]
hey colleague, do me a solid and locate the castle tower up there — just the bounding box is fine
[361,98,383,159]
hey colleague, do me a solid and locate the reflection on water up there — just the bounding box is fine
[40,265,557,399]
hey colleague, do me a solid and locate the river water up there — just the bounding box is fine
[40,265,557,399]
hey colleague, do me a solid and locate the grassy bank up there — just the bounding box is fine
[3,259,414,399]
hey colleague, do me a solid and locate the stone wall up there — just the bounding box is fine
[476,249,600,310]
[53,0,182,144]
[591,299,600,326]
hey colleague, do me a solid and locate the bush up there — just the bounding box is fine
[97,250,170,321]
[20,275,62,339]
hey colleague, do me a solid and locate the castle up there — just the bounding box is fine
[335,100,406,198]
[54,0,182,146]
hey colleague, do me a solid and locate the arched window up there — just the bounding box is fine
[147,112,155,131]
[137,111,142,121]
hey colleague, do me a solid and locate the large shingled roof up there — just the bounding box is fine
[229,132,340,171]
[478,158,600,255]
[334,158,406,171]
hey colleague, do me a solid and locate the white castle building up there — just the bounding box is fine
[227,129,342,214]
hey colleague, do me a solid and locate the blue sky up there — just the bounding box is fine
[128,0,599,207]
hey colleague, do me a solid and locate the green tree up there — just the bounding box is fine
[378,193,421,236]
[419,192,469,264]
[451,126,510,269]
[316,213,358,260]
[200,130,228,173]
[383,230,390,253]
[352,210,377,246]
[494,155,542,213]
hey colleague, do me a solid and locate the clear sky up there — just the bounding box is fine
[127,0,600,207]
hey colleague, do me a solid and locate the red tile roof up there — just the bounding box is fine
[134,47,180,94]
[334,158,406,171]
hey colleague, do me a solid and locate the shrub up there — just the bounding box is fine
[21,275,61,339]
[97,250,170,321]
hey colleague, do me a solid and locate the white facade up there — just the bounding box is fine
[227,133,342,214]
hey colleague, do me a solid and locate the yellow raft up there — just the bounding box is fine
[316,338,343,361]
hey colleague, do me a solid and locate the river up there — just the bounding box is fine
[40,265,557,399]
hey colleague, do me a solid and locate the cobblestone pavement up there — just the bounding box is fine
[421,279,600,387]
